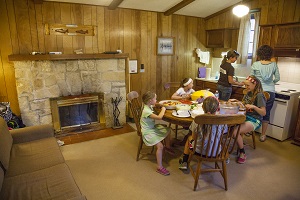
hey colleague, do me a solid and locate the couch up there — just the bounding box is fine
[0,117,86,200]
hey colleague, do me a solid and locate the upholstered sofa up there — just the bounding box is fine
[0,117,86,200]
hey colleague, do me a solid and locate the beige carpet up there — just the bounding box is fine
[60,124,300,200]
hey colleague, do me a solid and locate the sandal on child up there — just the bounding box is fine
[260,135,266,142]
[156,167,170,176]
[237,153,247,164]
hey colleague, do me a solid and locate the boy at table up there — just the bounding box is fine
[179,96,226,170]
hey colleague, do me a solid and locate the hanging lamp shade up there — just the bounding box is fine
[232,5,249,17]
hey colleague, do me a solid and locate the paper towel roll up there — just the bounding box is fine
[205,68,211,79]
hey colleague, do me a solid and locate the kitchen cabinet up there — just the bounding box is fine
[206,29,232,48]
[258,26,273,47]
[259,23,300,57]
[292,100,300,146]
[195,79,244,100]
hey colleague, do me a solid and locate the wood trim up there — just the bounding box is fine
[8,53,129,61]
[164,0,195,16]
[108,0,123,10]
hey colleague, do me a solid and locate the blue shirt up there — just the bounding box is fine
[251,61,280,92]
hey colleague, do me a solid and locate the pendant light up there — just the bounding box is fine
[232,2,249,17]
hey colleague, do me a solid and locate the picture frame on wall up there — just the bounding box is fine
[157,37,174,55]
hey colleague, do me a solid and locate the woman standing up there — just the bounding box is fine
[217,50,244,101]
[251,45,280,142]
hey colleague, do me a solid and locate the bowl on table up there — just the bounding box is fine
[159,100,181,109]
[219,102,240,114]
[191,90,214,101]
[175,104,191,111]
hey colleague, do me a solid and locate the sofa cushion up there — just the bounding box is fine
[0,163,84,200]
[6,137,65,177]
[0,117,13,171]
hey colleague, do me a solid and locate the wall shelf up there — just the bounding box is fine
[8,53,129,61]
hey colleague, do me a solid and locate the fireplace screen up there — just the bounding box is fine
[50,93,105,134]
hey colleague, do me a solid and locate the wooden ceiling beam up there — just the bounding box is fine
[108,0,124,10]
[164,0,195,16]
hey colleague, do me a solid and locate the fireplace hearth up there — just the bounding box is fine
[50,93,106,135]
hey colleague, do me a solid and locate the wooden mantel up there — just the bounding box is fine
[8,53,129,61]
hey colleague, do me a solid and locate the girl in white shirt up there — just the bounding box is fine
[171,78,195,100]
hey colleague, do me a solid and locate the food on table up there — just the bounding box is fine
[162,101,181,107]
[179,99,192,104]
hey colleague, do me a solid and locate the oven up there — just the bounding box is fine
[260,92,300,141]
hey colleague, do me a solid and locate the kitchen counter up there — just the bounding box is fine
[195,77,246,88]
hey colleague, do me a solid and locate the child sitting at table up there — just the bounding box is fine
[171,78,195,100]
[230,75,266,164]
[179,96,226,170]
[140,91,174,176]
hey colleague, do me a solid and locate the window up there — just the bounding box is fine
[248,14,256,59]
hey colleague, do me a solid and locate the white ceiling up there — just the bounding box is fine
[45,0,241,18]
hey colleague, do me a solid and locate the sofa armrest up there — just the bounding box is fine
[10,124,55,144]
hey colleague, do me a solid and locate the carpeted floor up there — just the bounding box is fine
[56,123,135,145]
[60,123,300,200]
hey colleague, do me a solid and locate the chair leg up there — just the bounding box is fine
[251,131,256,149]
[136,137,143,161]
[222,160,228,191]
[193,161,202,191]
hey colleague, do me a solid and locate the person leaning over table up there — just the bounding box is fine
[217,50,244,101]
[229,75,266,164]
[250,45,280,142]
[171,78,195,100]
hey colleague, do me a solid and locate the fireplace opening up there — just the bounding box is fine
[50,93,106,135]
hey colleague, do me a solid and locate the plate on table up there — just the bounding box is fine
[159,100,181,109]
[172,110,190,118]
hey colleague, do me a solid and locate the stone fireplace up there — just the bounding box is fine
[11,54,128,128]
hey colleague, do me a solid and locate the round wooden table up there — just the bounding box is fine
[154,108,193,127]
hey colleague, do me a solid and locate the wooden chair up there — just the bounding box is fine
[127,91,153,161]
[163,82,183,139]
[188,114,246,191]
[242,90,270,149]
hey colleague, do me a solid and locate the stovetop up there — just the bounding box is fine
[275,82,300,97]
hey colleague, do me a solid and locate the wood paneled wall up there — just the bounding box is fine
[1,0,299,116]
[0,0,206,115]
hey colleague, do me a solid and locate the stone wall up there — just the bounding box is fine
[13,59,126,128]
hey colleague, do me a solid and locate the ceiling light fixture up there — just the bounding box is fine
[232,3,249,17]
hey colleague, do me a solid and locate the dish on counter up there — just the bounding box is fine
[172,110,190,118]
[159,100,181,109]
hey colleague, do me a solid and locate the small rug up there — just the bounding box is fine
[55,123,135,145]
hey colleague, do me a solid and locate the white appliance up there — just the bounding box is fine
[258,82,300,141]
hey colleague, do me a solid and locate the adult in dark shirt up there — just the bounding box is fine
[217,50,244,101]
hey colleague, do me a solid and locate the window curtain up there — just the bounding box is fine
[251,12,260,63]
[236,14,251,65]
[236,12,261,65]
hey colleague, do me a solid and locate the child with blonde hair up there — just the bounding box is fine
[141,91,174,176]
[230,75,266,164]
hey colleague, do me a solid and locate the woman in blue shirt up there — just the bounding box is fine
[251,45,280,142]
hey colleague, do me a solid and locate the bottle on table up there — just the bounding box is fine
[214,90,219,99]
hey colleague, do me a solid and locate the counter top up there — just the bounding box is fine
[195,77,245,88]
